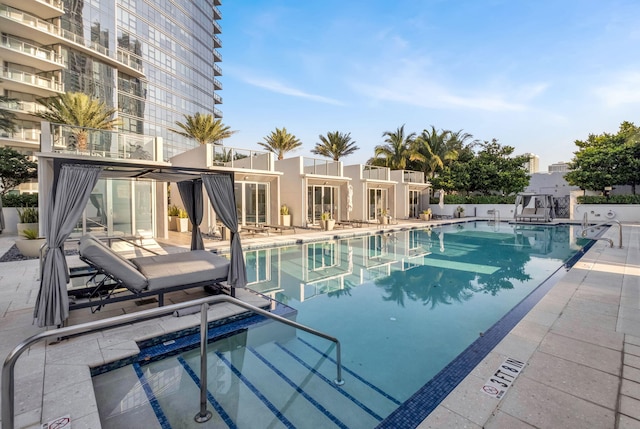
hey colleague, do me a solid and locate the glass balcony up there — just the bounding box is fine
[213,93,223,104]
[1,35,64,67]
[362,165,390,180]
[213,63,222,76]
[213,107,223,118]
[49,124,156,161]
[209,146,273,171]
[303,157,342,176]
[0,99,47,115]
[213,77,222,90]
[402,170,425,183]
[2,67,63,92]
[0,125,40,143]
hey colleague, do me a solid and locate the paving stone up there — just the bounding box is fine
[619,414,640,429]
[439,375,501,426]
[622,379,640,400]
[626,353,640,370]
[624,365,640,383]
[522,351,619,409]
[41,379,97,424]
[484,411,535,429]
[499,376,615,429]
[620,395,640,421]
[416,406,481,429]
[550,319,623,351]
[539,332,621,375]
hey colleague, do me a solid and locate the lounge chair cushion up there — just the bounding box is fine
[79,235,148,291]
[131,251,229,291]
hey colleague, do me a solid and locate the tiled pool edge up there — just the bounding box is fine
[376,239,597,428]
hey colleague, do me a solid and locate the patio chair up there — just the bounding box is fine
[74,234,230,312]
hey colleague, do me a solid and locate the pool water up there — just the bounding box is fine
[93,222,590,428]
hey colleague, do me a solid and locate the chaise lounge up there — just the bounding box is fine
[73,234,231,312]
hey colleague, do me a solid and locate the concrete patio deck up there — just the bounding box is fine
[0,219,638,428]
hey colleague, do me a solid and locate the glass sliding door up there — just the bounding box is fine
[368,188,387,220]
[307,185,338,225]
[409,190,420,218]
[237,182,269,225]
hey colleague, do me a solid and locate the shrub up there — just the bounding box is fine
[168,204,181,216]
[429,195,517,205]
[577,195,640,204]
[280,204,289,215]
[21,228,40,240]
[2,193,38,207]
[17,206,38,223]
[178,208,189,218]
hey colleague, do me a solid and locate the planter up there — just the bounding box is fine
[379,216,389,225]
[320,219,335,231]
[17,222,39,237]
[281,214,291,227]
[419,214,432,221]
[176,218,189,232]
[15,238,46,258]
[168,216,177,231]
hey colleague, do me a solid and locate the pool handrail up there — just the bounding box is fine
[2,294,344,429]
[580,213,622,249]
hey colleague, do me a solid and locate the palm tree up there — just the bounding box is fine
[312,131,359,161]
[412,126,475,177]
[258,127,302,160]
[36,92,120,151]
[373,125,416,170]
[172,113,237,145]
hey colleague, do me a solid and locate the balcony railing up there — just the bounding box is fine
[48,124,157,161]
[1,5,143,73]
[303,157,342,176]
[2,67,63,92]
[209,146,273,171]
[117,49,144,73]
[213,34,222,48]
[213,49,222,61]
[213,107,223,118]
[0,126,40,143]
[362,165,390,181]
[402,170,425,183]
[1,35,64,66]
[213,63,222,76]
[213,77,222,90]
[0,100,47,115]
[213,93,223,104]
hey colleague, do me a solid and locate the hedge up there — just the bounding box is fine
[429,195,517,205]
[577,195,640,204]
[1,193,39,207]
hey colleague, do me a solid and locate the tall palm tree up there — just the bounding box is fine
[258,127,302,160]
[172,113,237,145]
[36,92,120,151]
[312,131,359,161]
[412,126,452,176]
[373,125,416,170]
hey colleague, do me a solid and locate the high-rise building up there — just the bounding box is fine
[0,0,222,161]
[522,153,539,174]
[548,162,570,173]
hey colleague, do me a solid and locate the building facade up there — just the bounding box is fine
[0,0,222,161]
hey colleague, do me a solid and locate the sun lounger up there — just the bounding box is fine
[515,207,548,222]
[263,224,296,234]
[74,234,230,312]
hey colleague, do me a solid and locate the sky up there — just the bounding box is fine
[219,0,640,171]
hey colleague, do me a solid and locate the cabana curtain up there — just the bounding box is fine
[201,174,247,289]
[34,164,101,327]
[177,179,204,250]
[0,194,4,232]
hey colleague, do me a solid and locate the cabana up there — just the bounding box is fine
[33,156,247,327]
[514,193,556,223]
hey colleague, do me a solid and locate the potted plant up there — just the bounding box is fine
[420,208,432,221]
[16,206,39,237]
[280,204,291,226]
[168,204,180,231]
[177,208,189,232]
[379,209,389,225]
[455,206,465,218]
[15,228,46,258]
[320,211,335,231]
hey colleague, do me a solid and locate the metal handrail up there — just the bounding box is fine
[2,295,344,429]
[581,219,622,248]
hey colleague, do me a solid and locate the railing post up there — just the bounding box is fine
[194,302,212,423]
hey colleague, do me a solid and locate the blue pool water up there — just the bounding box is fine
[93,222,591,428]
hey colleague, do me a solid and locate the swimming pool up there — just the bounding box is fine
[93,222,592,428]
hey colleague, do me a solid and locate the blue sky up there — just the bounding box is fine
[220,0,640,171]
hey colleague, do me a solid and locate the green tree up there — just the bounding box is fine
[373,125,416,169]
[312,131,359,161]
[566,121,640,193]
[0,147,38,196]
[171,113,237,145]
[36,92,120,151]
[258,127,302,160]
[0,95,17,134]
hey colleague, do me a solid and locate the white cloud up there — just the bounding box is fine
[594,72,640,106]
[243,76,345,106]
[349,58,536,112]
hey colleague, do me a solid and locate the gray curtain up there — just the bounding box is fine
[201,173,247,289]
[177,179,204,250]
[0,194,4,233]
[34,164,102,327]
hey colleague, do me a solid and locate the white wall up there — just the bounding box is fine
[525,172,578,198]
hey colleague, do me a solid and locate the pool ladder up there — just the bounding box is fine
[580,213,623,248]
[2,295,344,429]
